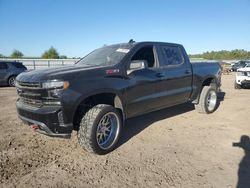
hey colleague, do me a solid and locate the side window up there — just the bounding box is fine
[11,62,26,69]
[0,63,8,69]
[131,46,155,68]
[161,46,184,66]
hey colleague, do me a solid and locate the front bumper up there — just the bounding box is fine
[16,99,72,138]
[241,80,250,87]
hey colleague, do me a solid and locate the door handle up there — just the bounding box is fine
[156,72,165,78]
[185,70,191,74]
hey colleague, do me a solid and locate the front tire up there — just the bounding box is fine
[78,104,122,155]
[195,86,218,114]
[234,81,242,89]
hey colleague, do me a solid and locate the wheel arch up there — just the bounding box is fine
[7,74,17,85]
[193,76,217,104]
[7,74,17,80]
[201,76,217,88]
[72,90,125,130]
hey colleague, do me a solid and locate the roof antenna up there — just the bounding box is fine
[129,39,135,43]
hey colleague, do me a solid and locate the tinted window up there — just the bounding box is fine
[239,61,247,65]
[161,46,184,66]
[131,46,155,67]
[0,62,8,69]
[11,62,26,69]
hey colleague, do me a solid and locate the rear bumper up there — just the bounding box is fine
[16,99,72,138]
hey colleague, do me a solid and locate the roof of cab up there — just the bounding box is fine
[0,61,22,64]
[107,41,182,49]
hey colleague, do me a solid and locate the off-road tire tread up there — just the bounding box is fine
[78,104,106,153]
[78,104,121,154]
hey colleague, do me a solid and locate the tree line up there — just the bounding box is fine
[0,47,67,59]
[1,48,250,60]
[189,49,250,60]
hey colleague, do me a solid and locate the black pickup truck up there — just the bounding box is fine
[15,41,221,154]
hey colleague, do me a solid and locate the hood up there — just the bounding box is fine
[16,64,104,83]
[237,67,250,72]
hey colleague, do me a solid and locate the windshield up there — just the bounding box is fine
[77,45,132,66]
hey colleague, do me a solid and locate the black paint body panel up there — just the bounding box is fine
[15,42,221,136]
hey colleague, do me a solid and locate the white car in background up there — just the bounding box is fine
[235,67,250,89]
[244,63,250,68]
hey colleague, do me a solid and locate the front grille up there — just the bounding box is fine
[17,87,42,97]
[16,81,41,89]
[20,97,43,107]
[16,81,61,107]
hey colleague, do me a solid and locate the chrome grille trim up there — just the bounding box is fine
[18,91,41,97]
[16,81,61,107]
[20,97,43,107]
[15,81,41,89]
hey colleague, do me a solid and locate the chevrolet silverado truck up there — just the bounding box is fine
[15,41,221,154]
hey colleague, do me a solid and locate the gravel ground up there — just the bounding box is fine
[0,73,249,188]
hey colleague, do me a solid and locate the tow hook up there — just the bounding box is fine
[31,124,39,130]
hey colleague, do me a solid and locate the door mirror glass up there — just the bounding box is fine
[127,60,148,75]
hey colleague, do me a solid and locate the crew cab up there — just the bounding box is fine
[15,41,221,154]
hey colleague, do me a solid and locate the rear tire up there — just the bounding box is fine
[77,104,122,155]
[195,86,218,114]
[8,76,16,87]
[234,81,241,89]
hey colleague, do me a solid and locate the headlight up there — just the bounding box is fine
[42,80,69,89]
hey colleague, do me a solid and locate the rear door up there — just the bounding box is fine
[0,62,8,83]
[155,44,192,108]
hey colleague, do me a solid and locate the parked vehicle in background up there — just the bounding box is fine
[244,63,250,68]
[0,61,27,86]
[231,60,250,71]
[235,67,250,89]
[15,41,221,154]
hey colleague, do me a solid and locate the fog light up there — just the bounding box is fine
[58,111,64,125]
[43,101,61,105]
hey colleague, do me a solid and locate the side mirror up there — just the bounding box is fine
[127,60,148,75]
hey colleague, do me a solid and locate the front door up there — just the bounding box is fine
[124,45,162,118]
[0,62,8,83]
